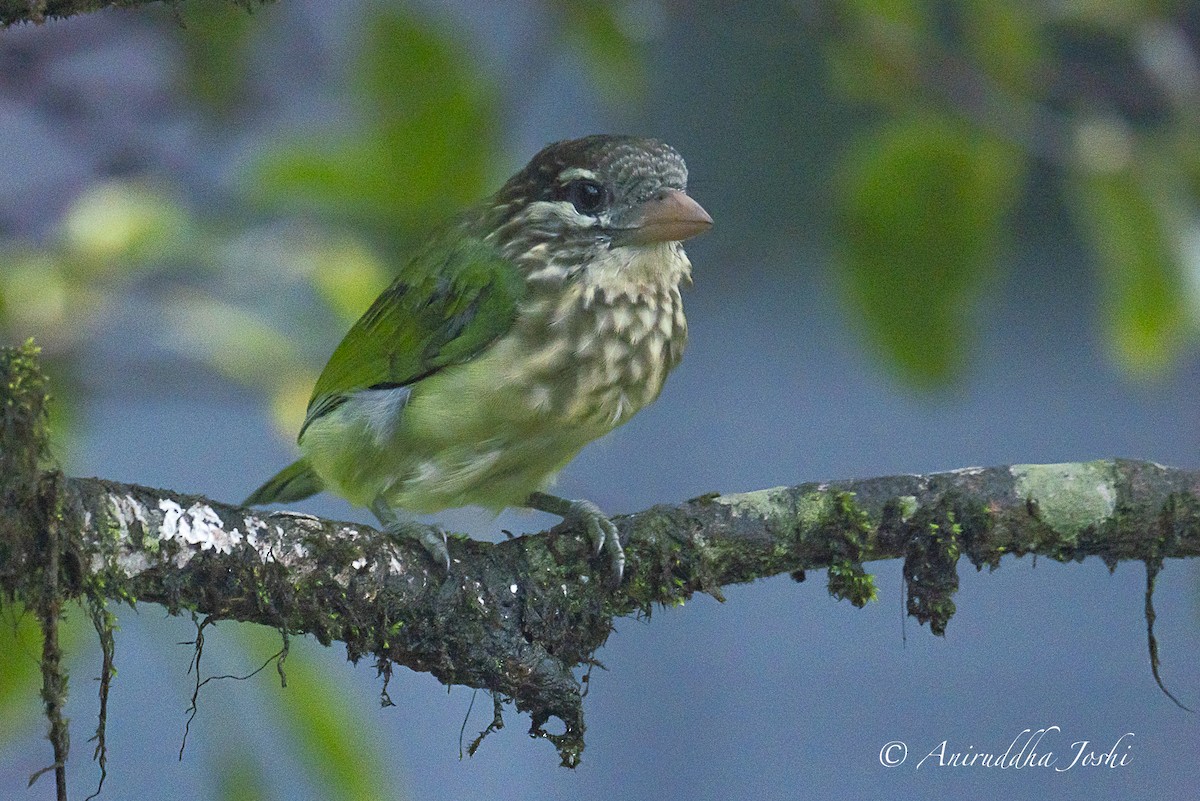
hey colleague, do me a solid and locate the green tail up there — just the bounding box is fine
[244,459,325,506]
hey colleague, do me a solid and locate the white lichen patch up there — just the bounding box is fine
[158,499,243,555]
[96,492,330,579]
[1012,462,1118,536]
[898,495,919,522]
[236,515,316,568]
[98,493,162,576]
[106,494,150,540]
[715,486,791,519]
[117,550,152,576]
[337,526,362,542]
[242,516,268,551]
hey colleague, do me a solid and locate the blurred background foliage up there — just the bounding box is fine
[819,0,1200,382]
[1,0,1199,798]
[2,0,1196,417]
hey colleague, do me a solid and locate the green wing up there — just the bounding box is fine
[300,234,526,438]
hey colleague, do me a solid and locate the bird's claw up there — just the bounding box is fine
[382,520,450,571]
[416,526,451,571]
[564,499,625,583]
[373,500,450,571]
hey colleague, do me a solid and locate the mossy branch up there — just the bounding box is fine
[0,0,273,28]
[3,345,1199,774]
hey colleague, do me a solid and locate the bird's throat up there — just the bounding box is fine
[579,240,692,304]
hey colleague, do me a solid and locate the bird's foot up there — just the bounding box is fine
[565,499,625,582]
[393,521,450,572]
[526,492,624,582]
[371,501,450,571]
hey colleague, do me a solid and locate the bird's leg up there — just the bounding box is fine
[526,491,625,582]
[370,498,450,571]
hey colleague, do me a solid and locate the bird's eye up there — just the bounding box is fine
[563,179,607,215]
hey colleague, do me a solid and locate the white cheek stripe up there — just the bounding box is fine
[520,199,594,228]
[558,167,599,182]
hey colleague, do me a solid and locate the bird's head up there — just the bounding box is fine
[485,135,712,273]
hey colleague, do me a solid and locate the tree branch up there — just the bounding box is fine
[3,345,1199,769]
[0,0,273,28]
[2,461,1195,765]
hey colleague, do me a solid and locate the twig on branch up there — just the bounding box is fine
[0,0,274,28]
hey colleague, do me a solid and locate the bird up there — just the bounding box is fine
[245,134,712,581]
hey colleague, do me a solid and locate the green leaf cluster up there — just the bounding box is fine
[824,0,1200,384]
[836,117,1021,385]
[249,8,498,238]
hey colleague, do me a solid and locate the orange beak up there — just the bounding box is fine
[616,189,713,245]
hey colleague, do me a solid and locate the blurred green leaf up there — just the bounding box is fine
[307,236,391,325]
[60,181,190,273]
[2,181,193,363]
[835,116,1024,386]
[239,627,404,801]
[252,7,497,237]
[1069,164,1188,374]
[0,604,89,746]
[824,0,928,107]
[0,249,69,336]
[174,0,265,111]
[0,606,43,744]
[165,292,308,388]
[961,0,1046,93]
[852,0,928,28]
[555,0,647,100]
[215,746,276,801]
